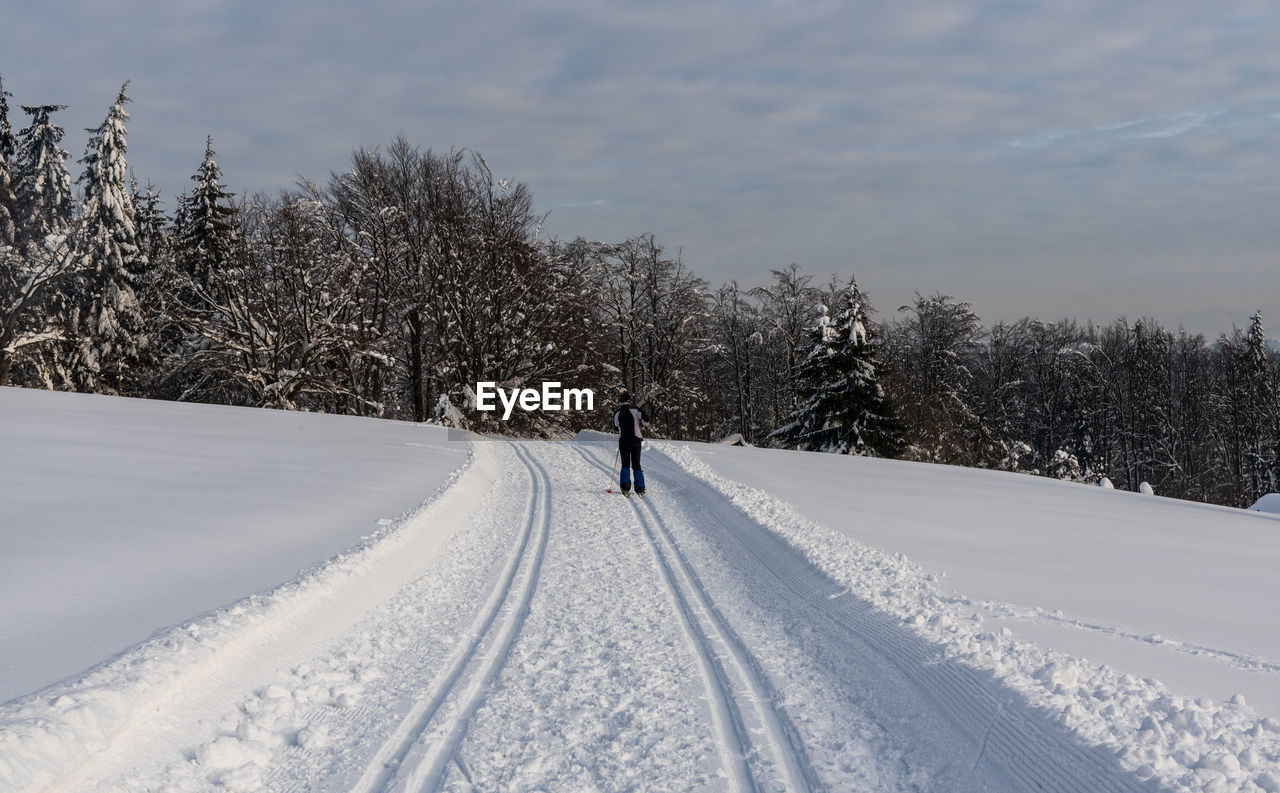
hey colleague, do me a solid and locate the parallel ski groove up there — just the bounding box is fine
[648,445,1158,793]
[636,497,822,793]
[628,479,762,793]
[29,445,489,793]
[350,442,551,793]
[574,445,816,793]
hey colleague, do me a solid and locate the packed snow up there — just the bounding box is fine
[3,389,1280,793]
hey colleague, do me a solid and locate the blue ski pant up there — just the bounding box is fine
[619,438,645,491]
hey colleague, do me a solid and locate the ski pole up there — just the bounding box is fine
[606,448,620,493]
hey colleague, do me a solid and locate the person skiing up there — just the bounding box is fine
[614,390,648,496]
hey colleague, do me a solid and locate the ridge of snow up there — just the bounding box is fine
[1250,494,1280,514]
[657,442,1280,793]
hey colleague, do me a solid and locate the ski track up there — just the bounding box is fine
[432,442,726,792]
[574,441,1158,793]
[10,440,726,793]
[4,438,1182,793]
[572,445,819,793]
[633,496,759,793]
[664,449,1156,793]
[972,600,1280,676]
[349,442,552,793]
[0,442,491,793]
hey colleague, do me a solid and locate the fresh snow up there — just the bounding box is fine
[681,444,1280,720]
[3,390,1280,793]
[0,387,470,703]
[1250,493,1280,514]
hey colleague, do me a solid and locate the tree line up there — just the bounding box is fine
[2,78,1277,508]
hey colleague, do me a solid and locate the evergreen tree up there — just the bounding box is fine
[132,178,168,265]
[1247,311,1269,369]
[0,77,14,164]
[157,138,235,397]
[0,76,16,246]
[69,82,146,393]
[770,281,904,456]
[168,189,189,261]
[129,177,174,392]
[176,136,235,293]
[14,103,74,249]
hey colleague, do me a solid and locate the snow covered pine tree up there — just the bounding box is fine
[14,103,74,251]
[175,135,235,298]
[770,281,904,457]
[4,98,79,388]
[69,82,147,394]
[0,76,17,246]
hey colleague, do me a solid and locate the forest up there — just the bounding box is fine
[2,79,1278,508]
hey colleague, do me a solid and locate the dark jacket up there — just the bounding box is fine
[614,403,647,440]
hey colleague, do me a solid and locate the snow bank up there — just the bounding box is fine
[658,443,1280,793]
[1249,494,1280,514]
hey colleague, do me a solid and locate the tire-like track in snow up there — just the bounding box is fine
[573,445,821,793]
[615,440,1161,793]
[351,442,552,793]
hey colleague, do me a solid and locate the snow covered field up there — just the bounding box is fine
[3,389,1280,793]
[683,443,1280,720]
[0,387,470,703]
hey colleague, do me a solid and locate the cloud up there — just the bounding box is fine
[4,0,1280,332]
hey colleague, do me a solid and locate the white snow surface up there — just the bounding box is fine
[681,444,1280,721]
[3,391,1280,793]
[0,387,470,703]
[1250,493,1280,514]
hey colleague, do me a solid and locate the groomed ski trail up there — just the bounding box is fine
[348,443,552,793]
[3,439,1166,793]
[573,445,820,793]
[574,440,1160,793]
[1,442,492,793]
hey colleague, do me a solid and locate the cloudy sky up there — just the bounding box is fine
[7,1,1280,335]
